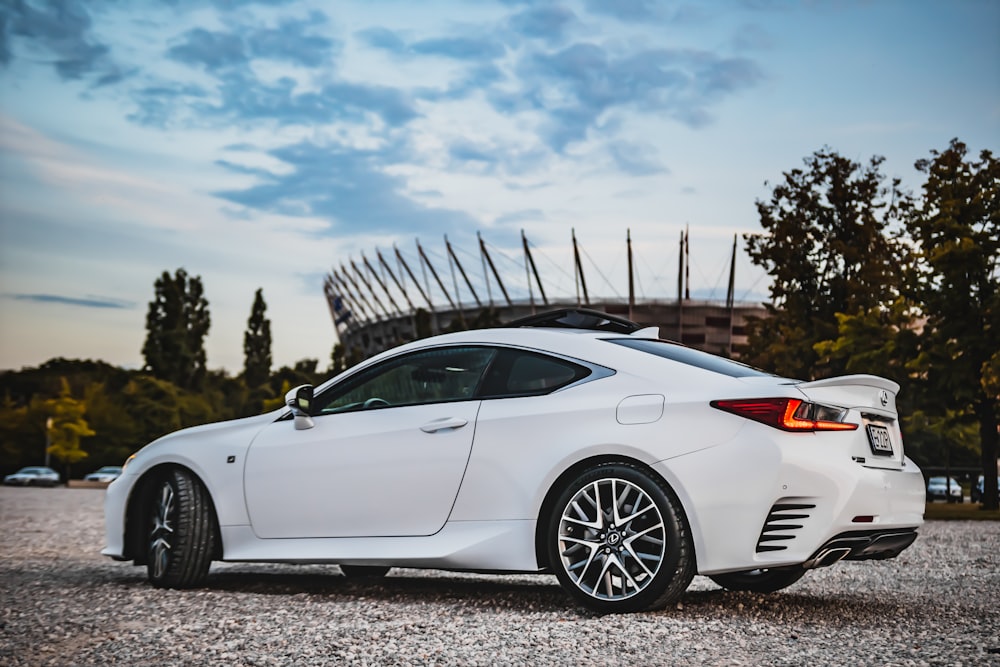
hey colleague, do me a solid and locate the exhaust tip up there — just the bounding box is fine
[804,547,852,570]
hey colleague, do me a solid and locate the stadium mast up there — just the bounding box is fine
[572,228,590,306]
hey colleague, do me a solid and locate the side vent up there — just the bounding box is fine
[756,502,816,553]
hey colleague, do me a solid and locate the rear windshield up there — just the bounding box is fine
[606,338,772,378]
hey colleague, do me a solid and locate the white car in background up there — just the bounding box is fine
[4,466,60,487]
[84,466,123,483]
[925,476,963,503]
[103,309,925,613]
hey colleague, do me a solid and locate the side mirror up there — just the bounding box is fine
[285,384,315,430]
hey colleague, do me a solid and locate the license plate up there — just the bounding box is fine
[867,424,894,456]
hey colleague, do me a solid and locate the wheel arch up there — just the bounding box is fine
[533,454,694,571]
[123,463,223,565]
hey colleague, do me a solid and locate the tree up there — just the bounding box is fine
[243,288,272,389]
[905,139,999,510]
[44,378,95,478]
[329,343,363,378]
[742,149,907,379]
[142,269,211,390]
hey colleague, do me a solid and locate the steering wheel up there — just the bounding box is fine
[363,397,390,409]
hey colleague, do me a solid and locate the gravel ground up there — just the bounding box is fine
[1,487,997,666]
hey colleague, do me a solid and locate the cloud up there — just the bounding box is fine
[493,208,546,225]
[446,137,550,177]
[582,0,663,22]
[167,13,337,72]
[513,43,763,150]
[410,36,506,61]
[448,139,500,166]
[359,28,504,63]
[9,293,135,309]
[608,141,668,176]
[127,81,209,127]
[214,139,480,236]
[507,5,578,42]
[2,0,120,82]
[166,28,247,72]
[130,69,418,129]
[355,26,406,53]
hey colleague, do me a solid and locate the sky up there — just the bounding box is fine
[0,0,997,375]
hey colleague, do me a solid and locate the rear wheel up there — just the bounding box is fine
[147,468,215,588]
[339,565,391,578]
[709,568,806,593]
[547,463,694,613]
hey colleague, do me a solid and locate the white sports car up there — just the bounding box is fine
[103,309,925,613]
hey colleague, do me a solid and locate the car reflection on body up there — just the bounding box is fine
[102,309,926,613]
[84,466,123,483]
[926,476,963,503]
[4,466,60,487]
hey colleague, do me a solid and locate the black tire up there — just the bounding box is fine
[340,565,391,578]
[709,568,806,593]
[547,463,694,613]
[147,468,216,589]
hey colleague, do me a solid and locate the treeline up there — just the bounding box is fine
[0,277,356,478]
[0,275,498,478]
[0,138,996,507]
[739,138,998,509]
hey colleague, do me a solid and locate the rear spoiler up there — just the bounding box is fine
[797,374,900,394]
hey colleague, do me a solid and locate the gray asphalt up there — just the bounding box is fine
[1,486,997,666]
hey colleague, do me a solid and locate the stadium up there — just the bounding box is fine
[323,229,768,359]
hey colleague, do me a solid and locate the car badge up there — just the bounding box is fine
[879,390,889,407]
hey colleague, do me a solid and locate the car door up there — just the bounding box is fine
[243,346,495,539]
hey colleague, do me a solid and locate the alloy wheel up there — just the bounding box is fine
[557,477,666,601]
[149,481,175,579]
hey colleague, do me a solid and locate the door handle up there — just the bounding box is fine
[420,417,469,433]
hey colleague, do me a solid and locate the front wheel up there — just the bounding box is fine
[147,468,216,588]
[547,463,694,613]
[709,568,806,593]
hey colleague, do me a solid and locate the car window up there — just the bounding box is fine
[316,346,496,414]
[606,338,772,378]
[478,348,592,398]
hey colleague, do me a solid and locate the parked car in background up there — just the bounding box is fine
[926,476,963,503]
[971,475,1000,504]
[4,466,60,487]
[84,466,123,483]
[103,309,925,613]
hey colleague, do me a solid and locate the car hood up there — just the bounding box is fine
[133,409,283,458]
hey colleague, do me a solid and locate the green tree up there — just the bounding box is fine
[142,269,211,390]
[80,382,139,468]
[743,149,907,379]
[905,139,999,510]
[121,376,183,445]
[243,288,272,389]
[329,343,364,377]
[44,378,95,478]
[0,392,31,470]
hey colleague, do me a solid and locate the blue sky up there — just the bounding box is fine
[1,0,997,374]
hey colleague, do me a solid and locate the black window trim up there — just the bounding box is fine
[297,343,616,417]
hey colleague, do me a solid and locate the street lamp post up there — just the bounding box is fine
[44,417,52,468]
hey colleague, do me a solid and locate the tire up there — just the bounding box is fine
[709,568,806,593]
[340,565,391,578]
[147,468,216,589]
[547,463,694,613]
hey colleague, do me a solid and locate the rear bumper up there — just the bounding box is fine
[661,429,926,575]
[804,528,918,569]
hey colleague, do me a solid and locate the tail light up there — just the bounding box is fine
[710,398,858,432]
